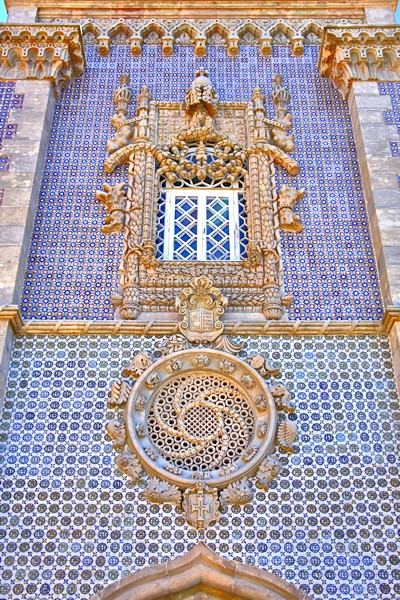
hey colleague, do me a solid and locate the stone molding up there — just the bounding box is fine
[0,24,85,97]
[39,18,366,58]
[1,304,400,336]
[90,541,312,600]
[5,0,396,19]
[319,25,400,97]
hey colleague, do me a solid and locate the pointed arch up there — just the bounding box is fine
[90,542,312,600]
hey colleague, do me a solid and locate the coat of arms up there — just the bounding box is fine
[176,276,227,342]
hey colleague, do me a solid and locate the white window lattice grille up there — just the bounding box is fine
[157,188,247,261]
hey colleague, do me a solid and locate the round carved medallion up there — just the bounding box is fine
[125,349,277,488]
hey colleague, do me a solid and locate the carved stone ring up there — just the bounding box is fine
[125,348,278,489]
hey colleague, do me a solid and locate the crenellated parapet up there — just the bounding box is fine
[318,25,400,97]
[0,24,85,97]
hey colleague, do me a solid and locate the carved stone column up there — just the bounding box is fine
[319,26,400,391]
[0,25,85,405]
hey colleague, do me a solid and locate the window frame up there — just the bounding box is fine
[163,188,241,261]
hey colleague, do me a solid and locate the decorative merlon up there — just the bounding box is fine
[319,25,400,97]
[0,24,85,97]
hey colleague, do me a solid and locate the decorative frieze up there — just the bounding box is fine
[319,25,400,97]
[39,17,363,58]
[0,24,85,97]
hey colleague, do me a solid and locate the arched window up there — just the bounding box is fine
[156,147,247,261]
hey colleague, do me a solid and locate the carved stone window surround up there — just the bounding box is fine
[98,72,304,322]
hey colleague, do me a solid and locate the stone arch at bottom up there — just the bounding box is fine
[89,541,312,600]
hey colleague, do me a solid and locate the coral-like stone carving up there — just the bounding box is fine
[256,455,283,489]
[123,351,153,377]
[0,24,85,98]
[106,419,127,450]
[219,478,254,506]
[277,184,306,233]
[115,451,142,483]
[108,379,131,407]
[177,276,227,343]
[319,26,400,97]
[142,477,182,505]
[96,183,128,234]
[248,353,281,377]
[277,419,298,453]
[272,384,295,413]
[183,484,220,528]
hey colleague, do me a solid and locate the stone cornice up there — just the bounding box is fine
[319,24,400,96]
[5,0,398,19]
[0,24,85,97]
[1,305,399,336]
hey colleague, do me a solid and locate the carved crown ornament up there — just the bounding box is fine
[105,278,298,529]
[318,25,400,97]
[96,69,305,322]
[0,24,85,97]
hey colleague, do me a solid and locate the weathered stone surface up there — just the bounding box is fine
[349,80,400,310]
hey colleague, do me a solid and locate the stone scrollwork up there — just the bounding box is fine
[319,25,400,97]
[105,299,299,527]
[0,24,85,97]
[96,68,305,322]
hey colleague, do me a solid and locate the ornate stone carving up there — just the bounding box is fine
[277,185,306,233]
[248,353,280,377]
[142,477,182,505]
[0,24,85,97]
[219,478,254,506]
[108,379,131,407]
[96,182,128,234]
[319,25,400,97]
[97,69,304,321]
[106,335,300,526]
[123,351,153,377]
[106,419,127,450]
[277,418,298,453]
[183,484,220,528]
[177,276,227,342]
[115,451,142,483]
[272,384,295,413]
[256,455,283,489]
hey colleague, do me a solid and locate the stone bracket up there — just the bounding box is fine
[0,24,86,97]
[318,25,400,97]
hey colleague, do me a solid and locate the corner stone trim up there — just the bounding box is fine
[0,24,85,97]
[319,25,400,97]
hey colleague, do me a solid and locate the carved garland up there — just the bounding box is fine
[96,69,305,321]
[106,278,299,528]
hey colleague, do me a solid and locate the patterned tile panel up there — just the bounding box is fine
[0,335,399,600]
[20,45,382,321]
[0,82,24,182]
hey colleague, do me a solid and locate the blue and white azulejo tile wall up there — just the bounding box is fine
[0,334,399,600]
[20,44,382,321]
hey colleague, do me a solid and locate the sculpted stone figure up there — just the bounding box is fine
[96,182,128,234]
